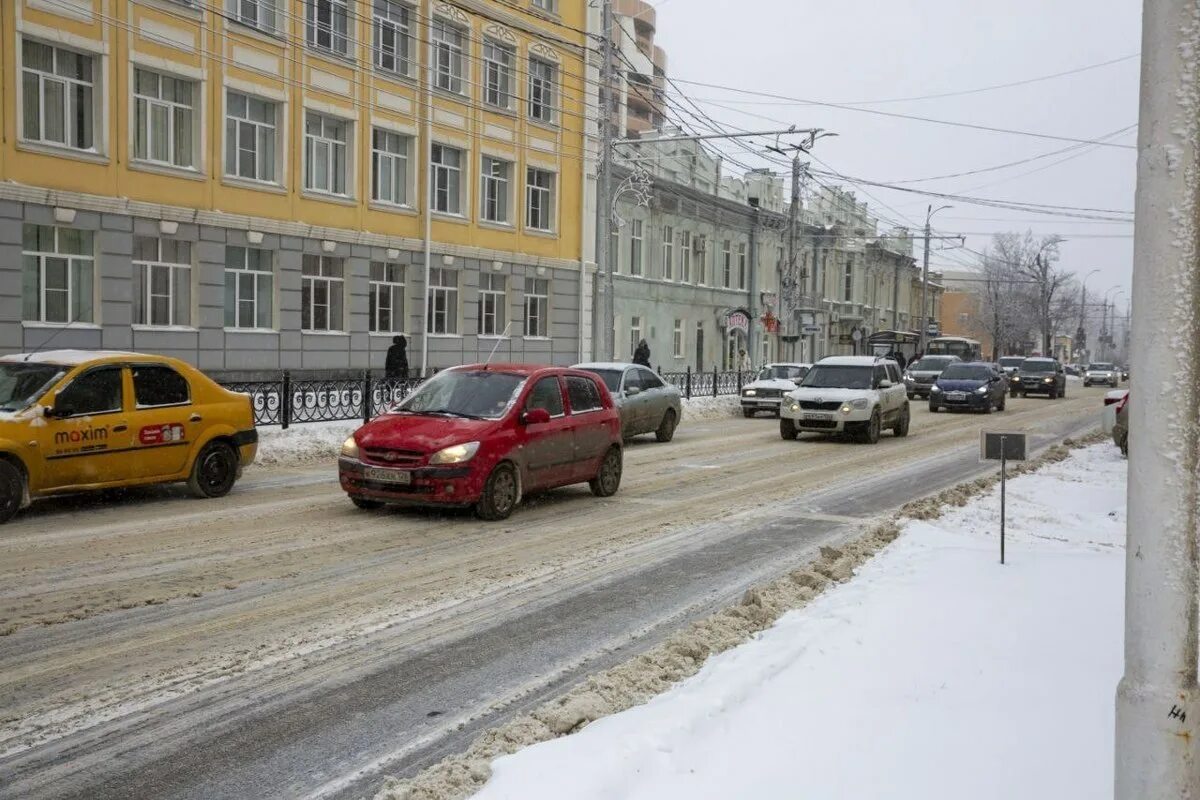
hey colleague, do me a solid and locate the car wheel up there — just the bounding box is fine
[0,460,24,525]
[780,417,798,440]
[350,496,384,510]
[589,446,623,498]
[188,441,239,499]
[861,410,882,444]
[476,462,521,520]
[655,409,678,443]
[998,394,1007,412]
[1084,381,1090,387]
[893,404,910,437]
[742,408,755,418]
[928,402,939,413]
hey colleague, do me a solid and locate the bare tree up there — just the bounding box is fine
[1014,233,1071,355]
[973,233,1040,359]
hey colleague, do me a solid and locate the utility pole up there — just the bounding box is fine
[1115,1,1200,796]
[786,155,801,358]
[919,208,931,352]
[597,0,615,360]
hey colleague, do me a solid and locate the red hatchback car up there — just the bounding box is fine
[338,364,624,520]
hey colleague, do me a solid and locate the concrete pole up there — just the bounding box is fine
[918,206,931,352]
[597,0,615,360]
[1115,1,1200,796]
[748,208,759,365]
[419,0,434,377]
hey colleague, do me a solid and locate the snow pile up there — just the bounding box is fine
[253,420,359,467]
[680,395,740,422]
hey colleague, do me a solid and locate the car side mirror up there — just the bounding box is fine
[624,385,642,396]
[521,407,551,426]
[877,379,893,389]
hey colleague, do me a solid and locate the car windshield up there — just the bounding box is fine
[587,369,624,392]
[801,365,874,390]
[1088,363,1115,371]
[395,370,526,420]
[910,357,956,371]
[940,365,994,381]
[758,365,808,381]
[999,357,1025,368]
[0,362,66,412]
[1022,360,1056,373]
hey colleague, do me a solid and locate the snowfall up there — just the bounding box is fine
[470,442,1127,800]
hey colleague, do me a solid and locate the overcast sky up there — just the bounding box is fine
[655,0,1142,320]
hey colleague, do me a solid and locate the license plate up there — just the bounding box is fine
[803,413,833,421]
[364,467,412,485]
[947,392,967,400]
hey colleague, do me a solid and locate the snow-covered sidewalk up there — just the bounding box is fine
[471,444,1127,800]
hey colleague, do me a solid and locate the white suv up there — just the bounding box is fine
[779,356,910,444]
[1083,362,1119,388]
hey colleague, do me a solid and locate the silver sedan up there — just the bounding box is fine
[573,362,683,442]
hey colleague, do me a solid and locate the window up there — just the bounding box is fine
[431,144,463,214]
[524,278,549,338]
[637,367,664,390]
[228,0,276,33]
[373,0,411,76]
[301,254,344,332]
[662,226,674,280]
[480,157,511,223]
[427,267,459,334]
[21,39,95,151]
[737,243,747,289]
[629,316,642,358]
[679,231,692,283]
[673,320,684,358]
[873,364,889,388]
[526,168,555,231]
[132,365,190,408]
[21,225,94,324]
[526,376,564,416]
[696,235,708,284]
[372,128,409,206]
[225,91,277,182]
[307,0,349,56]
[369,261,405,333]
[565,375,602,413]
[432,20,466,94]
[133,69,194,169]
[224,246,273,329]
[483,40,514,108]
[133,237,192,327]
[532,0,558,12]
[528,57,556,123]
[629,220,644,277]
[305,112,349,195]
[478,273,506,336]
[57,367,123,416]
[610,225,620,274]
[721,240,732,288]
[843,257,853,302]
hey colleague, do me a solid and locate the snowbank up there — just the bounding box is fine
[253,420,359,468]
[680,394,740,422]
[462,444,1126,800]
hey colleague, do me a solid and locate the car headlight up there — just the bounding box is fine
[975,386,989,395]
[743,389,757,396]
[903,371,913,381]
[789,402,800,413]
[429,441,481,465]
[931,385,942,393]
[1043,377,1054,383]
[340,437,360,459]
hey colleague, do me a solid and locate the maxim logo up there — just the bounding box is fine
[54,427,109,445]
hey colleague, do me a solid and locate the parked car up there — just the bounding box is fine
[929,362,1008,414]
[1084,362,1120,388]
[1121,365,1130,381]
[1014,357,1067,398]
[573,362,682,441]
[0,350,258,524]
[998,356,1026,397]
[739,362,812,417]
[339,365,623,520]
[903,355,961,399]
[779,356,910,444]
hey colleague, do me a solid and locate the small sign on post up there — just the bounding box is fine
[981,431,1028,564]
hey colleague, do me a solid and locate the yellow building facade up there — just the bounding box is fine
[0,0,589,376]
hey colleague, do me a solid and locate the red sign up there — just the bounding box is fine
[761,311,780,333]
[140,423,185,445]
[726,311,750,333]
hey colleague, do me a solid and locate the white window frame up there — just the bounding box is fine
[373,0,413,77]
[371,127,410,206]
[225,90,278,183]
[525,167,555,232]
[480,156,512,224]
[679,230,692,283]
[721,240,732,288]
[227,0,278,34]
[133,236,193,328]
[528,57,557,124]
[661,225,674,281]
[224,246,274,330]
[673,319,684,359]
[629,219,644,277]
[532,0,557,12]
[478,273,507,336]
[133,68,196,170]
[369,260,406,333]
[695,235,708,285]
[307,0,350,57]
[483,39,515,109]
[843,256,854,302]
[21,39,97,152]
[431,143,464,215]
[431,20,466,95]
[304,111,350,196]
[524,277,549,338]
[301,254,345,332]
[21,225,94,325]
[427,267,459,335]
[737,243,747,290]
[628,315,642,358]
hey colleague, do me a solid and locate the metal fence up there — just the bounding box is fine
[225,368,749,428]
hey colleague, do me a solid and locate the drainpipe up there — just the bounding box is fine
[747,206,758,365]
[419,0,434,377]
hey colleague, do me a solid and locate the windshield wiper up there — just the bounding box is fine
[422,408,486,420]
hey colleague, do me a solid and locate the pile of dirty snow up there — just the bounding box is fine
[254,420,359,467]
[680,395,740,422]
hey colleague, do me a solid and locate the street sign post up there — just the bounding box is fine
[981,431,1028,564]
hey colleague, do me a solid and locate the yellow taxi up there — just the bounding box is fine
[0,350,257,523]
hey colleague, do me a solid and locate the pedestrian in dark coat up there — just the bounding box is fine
[632,339,651,367]
[894,351,908,371]
[385,335,409,379]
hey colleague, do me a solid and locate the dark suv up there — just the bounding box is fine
[1014,357,1067,399]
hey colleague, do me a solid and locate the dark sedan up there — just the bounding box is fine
[929,362,1009,414]
[1014,357,1067,398]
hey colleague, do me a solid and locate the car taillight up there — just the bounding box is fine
[1117,394,1130,413]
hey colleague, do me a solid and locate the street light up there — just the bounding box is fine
[1076,269,1100,360]
[919,204,954,352]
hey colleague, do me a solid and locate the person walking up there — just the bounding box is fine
[738,348,753,373]
[632,339,651,367]
[385,335,409,379]
[894,351,908,371]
